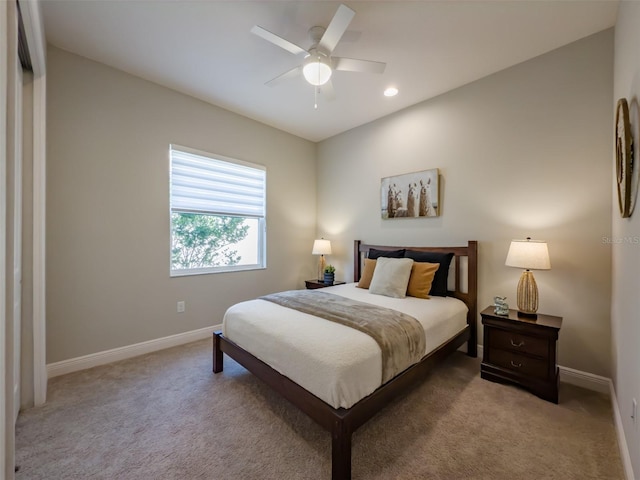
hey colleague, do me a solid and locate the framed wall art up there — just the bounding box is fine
[381,168,439,219]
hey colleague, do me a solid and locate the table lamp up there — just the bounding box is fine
[505,237,551,318]
[312,239,332,281]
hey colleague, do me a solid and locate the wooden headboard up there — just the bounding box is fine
[353,240,478,355]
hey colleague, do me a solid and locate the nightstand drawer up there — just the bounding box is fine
[480,307,562,403]
[488,328,548,357]
[487,349,549,379]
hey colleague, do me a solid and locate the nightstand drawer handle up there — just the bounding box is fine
[510,360,522,368]
[510,339,525,348]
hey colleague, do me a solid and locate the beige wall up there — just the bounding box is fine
[317,31,613,377]
[46,46,317,363]
[613,2,640,475]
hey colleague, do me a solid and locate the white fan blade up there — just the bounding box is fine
[321,80,336,101]
[318,4,355,54]
[265,66,303,87]
[251,25,308,57]
[333,57,386,74]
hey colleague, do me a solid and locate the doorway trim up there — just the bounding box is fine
[18,0,46,406]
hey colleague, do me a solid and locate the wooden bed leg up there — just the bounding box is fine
[213,331,224,373]
[331,420,352,480]
[467,338,477,358]
[467,319,478,358]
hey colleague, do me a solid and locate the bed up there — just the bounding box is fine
[213,240,478,479]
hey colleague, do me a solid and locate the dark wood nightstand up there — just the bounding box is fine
[480,306,562,403]
[305,279,346,289]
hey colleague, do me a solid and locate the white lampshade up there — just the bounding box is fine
[312,239,332,255]
[506,238,550,316]
[303,53,332,86]
[505,238,551,270]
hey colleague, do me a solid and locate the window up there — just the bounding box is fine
[170,145,266,276]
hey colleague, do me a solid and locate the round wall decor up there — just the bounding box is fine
[616,98,634,218]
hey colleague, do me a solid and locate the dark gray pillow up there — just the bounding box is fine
[403,250,454,297]
[367,248,405,259]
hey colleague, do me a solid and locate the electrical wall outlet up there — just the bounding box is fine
[177,301,185,313]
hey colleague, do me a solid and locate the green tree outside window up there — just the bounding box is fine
[171,213,249,270]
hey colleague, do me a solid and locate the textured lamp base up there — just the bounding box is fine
[516,270,538,318]
[317,255,326,282]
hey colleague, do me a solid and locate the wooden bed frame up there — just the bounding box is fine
[213,240,477,480]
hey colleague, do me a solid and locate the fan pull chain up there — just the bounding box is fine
[314,86,319,109]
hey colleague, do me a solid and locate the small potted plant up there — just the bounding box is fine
[323,265,336,285]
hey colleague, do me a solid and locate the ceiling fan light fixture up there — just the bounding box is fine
[303,52,332,86]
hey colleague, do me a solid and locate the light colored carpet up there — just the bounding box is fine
[16,339,624,479]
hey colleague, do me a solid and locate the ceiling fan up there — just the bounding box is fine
[251,4,386,106]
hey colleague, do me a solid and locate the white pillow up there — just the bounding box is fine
[369,257,414,298]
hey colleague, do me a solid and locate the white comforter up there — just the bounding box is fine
[222,283,468,409]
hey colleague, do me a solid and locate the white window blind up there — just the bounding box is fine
[170,146,266,217]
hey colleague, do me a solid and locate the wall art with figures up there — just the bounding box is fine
[381,168,440,219]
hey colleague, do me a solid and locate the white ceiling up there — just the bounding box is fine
[40,0,618,142]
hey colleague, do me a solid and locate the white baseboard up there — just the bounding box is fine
[610,382,636,480]
[47,324,221,378]
[558,365,611,394]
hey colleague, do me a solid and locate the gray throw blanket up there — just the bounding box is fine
[260,290,426,384]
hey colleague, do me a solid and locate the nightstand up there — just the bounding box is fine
[480,306,562,403]
[305,279,346,289]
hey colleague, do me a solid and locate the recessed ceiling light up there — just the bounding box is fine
[384,87,398,97]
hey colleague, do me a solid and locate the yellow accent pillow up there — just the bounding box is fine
[357,258,377,289]
[406,262,440,299]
